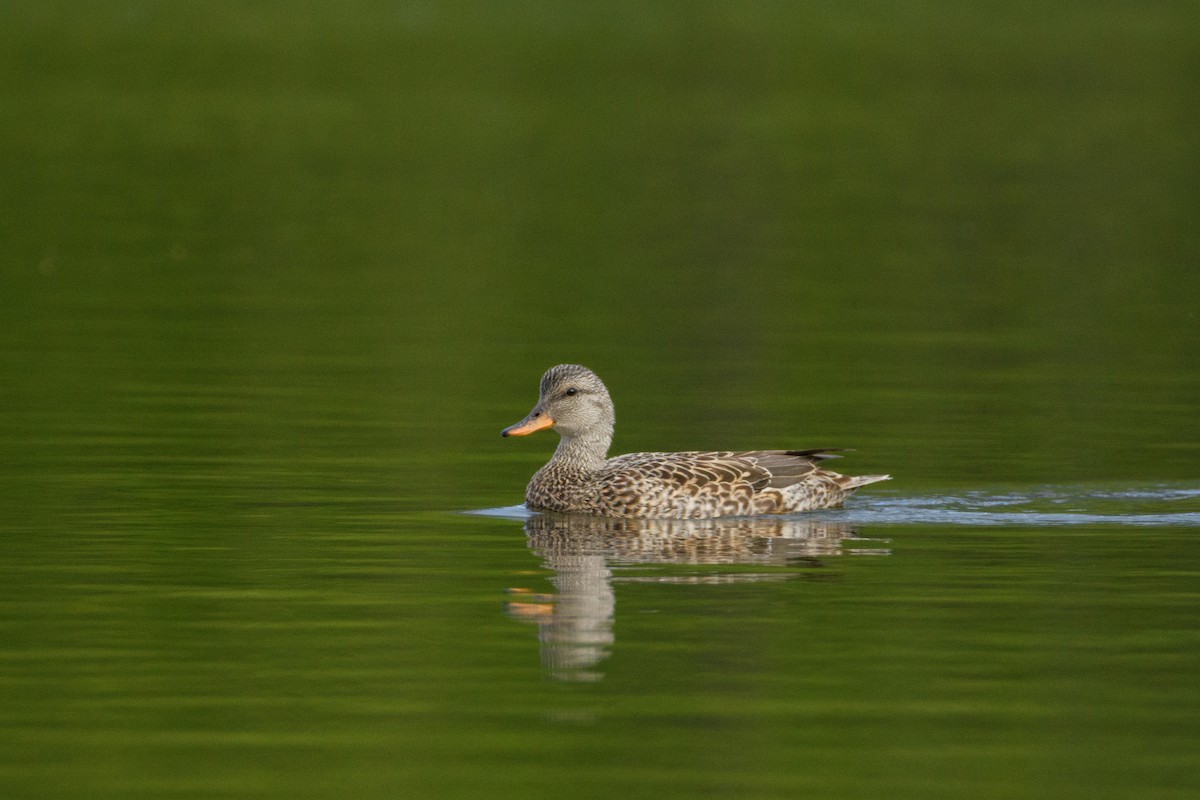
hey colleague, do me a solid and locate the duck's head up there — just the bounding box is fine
[502,364,615,439]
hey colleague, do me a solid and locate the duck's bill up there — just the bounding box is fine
[501,412,554,437]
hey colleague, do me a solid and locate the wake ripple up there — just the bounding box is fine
[807,484,1200,527]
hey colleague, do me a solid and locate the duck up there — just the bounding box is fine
[501,364,890,519]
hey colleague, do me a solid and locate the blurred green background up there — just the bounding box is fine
[3,1,1197,505]
[2,3,1200,501]
[1,2,1198,798]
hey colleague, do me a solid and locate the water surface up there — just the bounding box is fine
[2,2,1198,798]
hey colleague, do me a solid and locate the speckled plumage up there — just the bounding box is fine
[502,365,890,519]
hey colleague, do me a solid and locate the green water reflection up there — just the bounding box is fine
[2,1,1198,798]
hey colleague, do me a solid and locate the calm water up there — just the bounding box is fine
[3,2,1199,798]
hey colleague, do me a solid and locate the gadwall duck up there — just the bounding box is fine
[502,364,890,518]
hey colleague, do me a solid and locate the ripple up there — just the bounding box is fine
[809,508,1200,527]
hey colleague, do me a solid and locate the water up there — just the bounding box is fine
[3,2,1199,798]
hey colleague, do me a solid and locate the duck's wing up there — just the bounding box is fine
[602,449,844,492]
[740,449,846,489]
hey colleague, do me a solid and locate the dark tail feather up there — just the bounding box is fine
[785,448,848,461]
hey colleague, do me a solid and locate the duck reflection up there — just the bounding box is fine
[505,513,882,681]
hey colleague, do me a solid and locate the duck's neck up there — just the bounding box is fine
[548,427,612,474]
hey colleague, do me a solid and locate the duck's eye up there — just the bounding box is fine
[564,387,578,397]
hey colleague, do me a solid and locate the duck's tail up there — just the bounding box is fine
[841,474,892,490]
